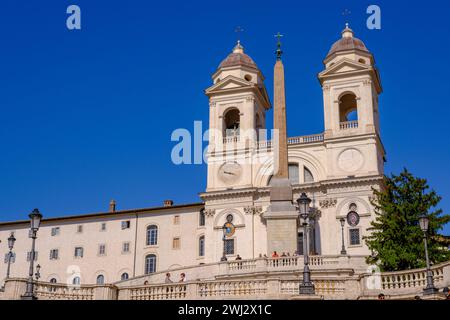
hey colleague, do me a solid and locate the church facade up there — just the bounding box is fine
[0,25,385,286]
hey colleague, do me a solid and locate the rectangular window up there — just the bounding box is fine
[121,221,131,230]
[122,242,130,253]
[224,239,235,255]
[288,163,299,184]
[172,237,180,250]
[49,249,59,260]
[100,223,107,231]
[349,228,361,245]
[98,244,106,256]
[27,251,38,262]
[51,227,60,236]
[74,247,84,258]
[199,236,205,257]
[199,211,205,226]
[77,225,83,233]
[173,215,180,225]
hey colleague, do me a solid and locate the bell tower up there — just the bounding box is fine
[319,24,382,139]
[319,24,385,179]
[205,41,271,192]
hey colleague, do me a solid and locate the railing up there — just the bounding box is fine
[339,120,358,130]
[380,265,445,291]
[280,279,346,297]
[228,259,257,272]
[3,259,449,299]
[198,280,267,298]
[35,282,94,300]
[258,133,324,149]
[359,261,450,297]
[287,133,324,145]
[223,136,240,144]
[128,283,187,300]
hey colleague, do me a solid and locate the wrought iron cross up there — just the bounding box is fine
[342,8,351,25]
[274,32,283,60]
[235,26,244,42]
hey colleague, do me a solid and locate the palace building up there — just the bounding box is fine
[0,24,386,288]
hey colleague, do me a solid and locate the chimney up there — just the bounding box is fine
[163,200,174,207]
[109,200,116,212]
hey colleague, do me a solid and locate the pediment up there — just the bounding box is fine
[205,75,253,94]
[319,58,370,78]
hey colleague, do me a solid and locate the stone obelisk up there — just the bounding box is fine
[263,34,299,255]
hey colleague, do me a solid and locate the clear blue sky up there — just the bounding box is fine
[0,1,449,234]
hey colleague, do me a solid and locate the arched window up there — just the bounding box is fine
[339,93,358,122]
[304,167,314,183]
[224,108,240,137]
[199,235,205,257]
[72,276,81,285]
[121,273,129,281]
[48,278,57,292]
[145,254,157,274]
[199,210,205,226]
[146,225,158,246]
[96,275,105,285]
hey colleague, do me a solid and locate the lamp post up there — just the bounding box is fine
[35,264,41,281]
[221,225,228,262]
[21,208,42,300]
[339,218,347,255]
[297,193,315,295]
[419,214,438,295]
[6,232,16,279]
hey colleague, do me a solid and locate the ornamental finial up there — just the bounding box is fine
[275,32,283,60]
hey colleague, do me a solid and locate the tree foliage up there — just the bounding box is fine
[365,168,450,271]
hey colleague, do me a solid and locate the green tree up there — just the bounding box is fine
[365,168,450,271]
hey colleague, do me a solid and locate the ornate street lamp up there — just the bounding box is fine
[35,264,41,281]
[6,232,16,279]
[296,193,315,295]
[339,218,347,255]
[419,214,438,295]
[21,208,42,300]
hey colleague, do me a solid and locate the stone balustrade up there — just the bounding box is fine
[360,261,450,297]
[257,133,324,149]
[223,136,240,144]
[2,259,449,300]
[35,282,95,300]
[287,133,324,145]
[339,120,358,130]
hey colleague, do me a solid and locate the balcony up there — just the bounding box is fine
[339,120,358,130]
[257,133,324,149]
[223,135,240,144]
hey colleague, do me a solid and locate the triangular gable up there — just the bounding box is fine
[205,75,253,94]
[319,58,370,78]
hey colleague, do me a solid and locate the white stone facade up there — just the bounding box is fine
[0,25,385,287]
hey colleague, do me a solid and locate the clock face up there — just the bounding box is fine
[338,148,364,172]
[218,162,242,184]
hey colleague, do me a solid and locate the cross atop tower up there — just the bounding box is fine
[235,26,244,44]
[341,8,351,25]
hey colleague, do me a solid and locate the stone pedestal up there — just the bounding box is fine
[264,177,298,255]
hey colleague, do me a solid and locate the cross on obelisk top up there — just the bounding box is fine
[235,26,244,43]
[274,32,283,60]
